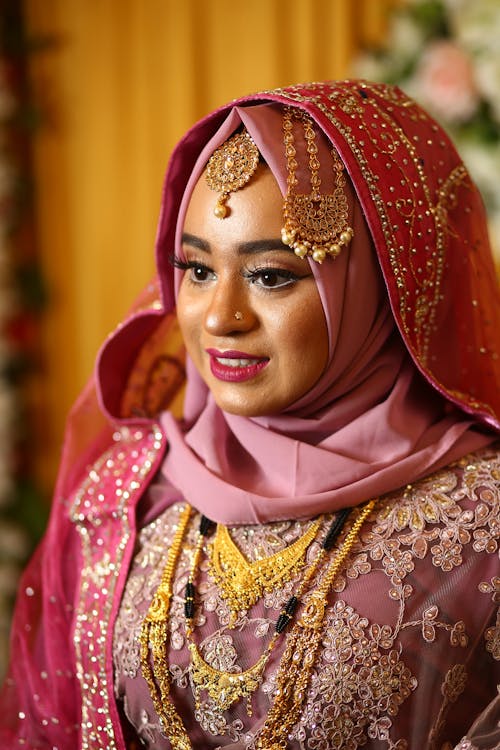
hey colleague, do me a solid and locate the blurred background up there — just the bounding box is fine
[0,0,499,676]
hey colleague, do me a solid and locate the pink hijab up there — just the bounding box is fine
[159,102,494,524]
[96,81,500,525]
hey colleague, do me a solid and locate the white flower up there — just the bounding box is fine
[354,54,389,83]
[453,140,500,229]
[474,54,500,124]
[389,14,425,60]
[449,0,500,52]
[353,12,424,83]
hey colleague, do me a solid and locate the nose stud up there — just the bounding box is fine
[234,311,244,321]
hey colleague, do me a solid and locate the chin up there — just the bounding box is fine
[213,395,284,418]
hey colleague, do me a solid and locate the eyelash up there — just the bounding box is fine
[171,254,302,289]
[242,265,299,288]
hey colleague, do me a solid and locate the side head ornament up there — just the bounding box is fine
[281,107,353,263]
[205,111,353,265]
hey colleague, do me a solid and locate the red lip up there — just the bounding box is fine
[206,348,269,383]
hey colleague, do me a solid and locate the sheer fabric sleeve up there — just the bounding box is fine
[0,499,82,748]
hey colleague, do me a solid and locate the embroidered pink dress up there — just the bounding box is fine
[112,450,499,749]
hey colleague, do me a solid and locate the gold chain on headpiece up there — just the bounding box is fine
[140,499,376,748]
[205,129,260,218]
[281,107,354,263]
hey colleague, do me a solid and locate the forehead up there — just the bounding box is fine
[183,163,284,236]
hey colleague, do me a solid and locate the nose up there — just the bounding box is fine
[204,278,255,336]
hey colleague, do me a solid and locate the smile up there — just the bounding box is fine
[206,349,269,383]
[215,357,261,367]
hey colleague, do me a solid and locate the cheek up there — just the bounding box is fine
[176,286,199,351]
[273,295,329,374]
[295,319,329,375]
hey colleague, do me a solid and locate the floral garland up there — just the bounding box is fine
[0,4,47,679]
[355,0,500,263]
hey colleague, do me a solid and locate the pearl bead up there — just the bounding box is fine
[294,244,308,259]
[214,202,227,219]
[340,229,353,244]
[329,243,341,256]
[312,247,326,263]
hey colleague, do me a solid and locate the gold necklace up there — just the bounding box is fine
[139,503,193,748]
[140,500,376,749]
[207,516,323,622]
[186,514,325,715]
[254,500,375,749]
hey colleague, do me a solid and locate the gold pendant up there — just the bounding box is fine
[188,639,274,712]
[207,517,322,617]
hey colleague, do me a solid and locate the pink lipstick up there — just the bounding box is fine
[206,349,269,382]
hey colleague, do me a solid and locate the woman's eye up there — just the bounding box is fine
[171,255,215,283]
[184,263,216,283]
[190,264,212,282]
[252,269,297,288]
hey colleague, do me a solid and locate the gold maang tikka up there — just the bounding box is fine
[205,129,260,218]
[281,107,354,263]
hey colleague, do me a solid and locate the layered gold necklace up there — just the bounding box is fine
[140,500,376,749]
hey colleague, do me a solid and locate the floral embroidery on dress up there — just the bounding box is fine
[301,604,417,750]
[113,446,500,749]
[484,608,500,660]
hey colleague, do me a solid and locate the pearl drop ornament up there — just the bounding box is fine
[214,202,228,219]
[294,244,308,259]
[312,247,326,263]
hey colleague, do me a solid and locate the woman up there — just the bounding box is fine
[0,80,499,749]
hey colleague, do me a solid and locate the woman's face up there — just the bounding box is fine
[176,164,329,417]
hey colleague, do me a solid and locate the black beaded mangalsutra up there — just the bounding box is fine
[183,508,354,713]
[275,507,351,632]
[184,514,214,620]
[140,499,376,743]
[184,507,352,635]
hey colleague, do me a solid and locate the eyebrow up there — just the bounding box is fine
[181,232,292,255]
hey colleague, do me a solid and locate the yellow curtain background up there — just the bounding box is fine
[23,0,393,492]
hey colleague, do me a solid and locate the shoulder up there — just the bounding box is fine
[373,442,500,540]
[355,443,499,597]
[69,423,167,525]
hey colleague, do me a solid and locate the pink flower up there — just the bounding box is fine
[413,40,480,123]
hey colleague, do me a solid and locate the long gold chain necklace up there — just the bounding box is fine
[140,500,376,749]
[207,515,324,623]
[139,503,193,749]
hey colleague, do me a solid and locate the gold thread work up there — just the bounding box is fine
[281,107,354,263]
[205,130,260,218]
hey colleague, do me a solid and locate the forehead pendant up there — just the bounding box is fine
[281,108,354,263]
[205,130,260,218]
